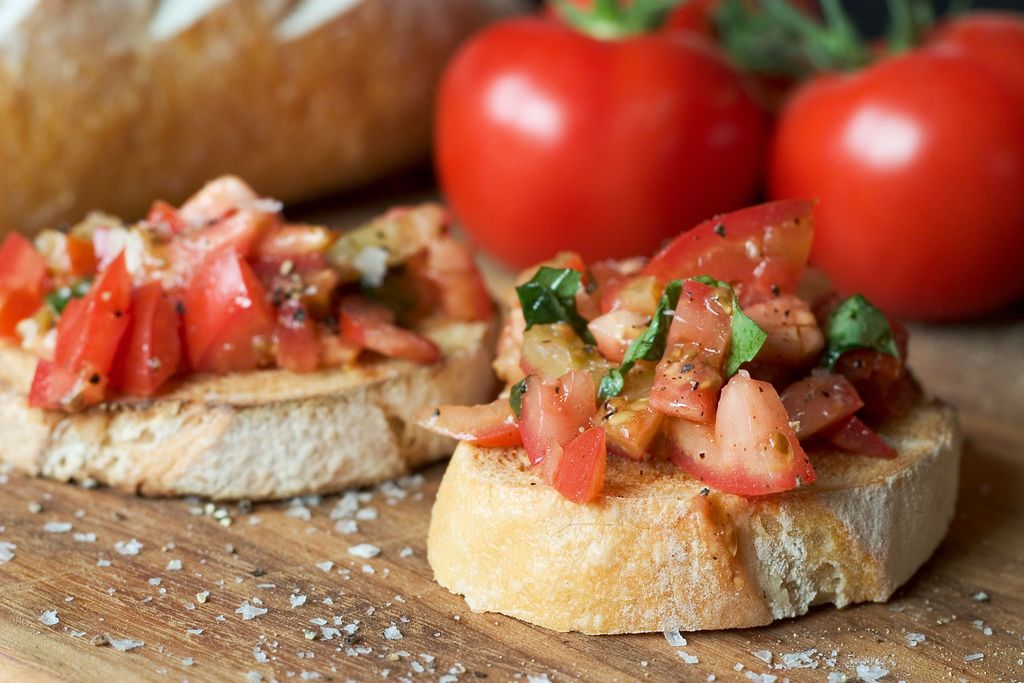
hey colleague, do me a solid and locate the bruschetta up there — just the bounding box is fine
[421,200,961,633]
[0,177,497,499]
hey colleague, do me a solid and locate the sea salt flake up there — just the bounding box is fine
[148,578,162,586]
[68,629,86,638]
[663,626,687,647]
[780,648,818,669]
[355,507,378,521]
[245,673,263,683]
[348,543,381,559]
[527,675,551,683]
[855,662,889,682]
[309,617,327,626]
[235,601,267,620]
[181,657,193,666]
[905,633,926,647]
[43,521,72,533]
[320,627,341,641]
[187,628,203,635]
[964,653,984,662]
[383,625,403,641]
[166,559,182,571]
[109,638,144,652]
[0,542,15,564]
[38,610,59,626]
[399,546,413,558]
[753,650,773,664]
[97,559,111,567]
[115,539,143,556]
[286,506,312,521]
[678,650,699,664]
[315,561,334,572]
[73,532,96,543]
[361,564,375,574]
[827,674,850,683]
[745,673,777,683]
[334,519,358,534]
[290,594,307,608]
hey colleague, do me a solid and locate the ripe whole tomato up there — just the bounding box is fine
[769,13,1024,320]
[436,15,766,268]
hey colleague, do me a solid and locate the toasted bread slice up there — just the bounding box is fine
[0,319,496,500]
[428,398,960,634]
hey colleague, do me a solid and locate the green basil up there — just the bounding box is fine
[44,278,92,316]
[515,267,595,344]
[691,275,767,377]
[821,294,899,370]
[597,279,683,402]
[508,377,528,419]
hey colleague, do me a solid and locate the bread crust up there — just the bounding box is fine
[0,320,497,500]
[0,0,517,234]
[427,399,961,634]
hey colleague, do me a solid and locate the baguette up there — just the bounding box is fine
[0,0,517,235]
[0,318,497,500]
[427,398,961,634]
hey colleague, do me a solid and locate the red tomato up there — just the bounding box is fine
[413,236,493,322]
[339,297,441,364]
[931,13,1024,99]
[54,253,133,375]
[422,398,522,448]
[110,282,182,396]
[643,200,814,304]
[823,415,897,459]
[780,372,863,439]
[436,17,765,267]
[167,209,278,288]
[28,359,106,411]
[519,371,597,466]
[745,295,823,366]
[146,200,188,237]
[587,309,648,363]
[601,397,663,460]
[549,425,607,503]
[770,38,1024,320]
[0,233,47,338]
[178,175,259,227]
[183,249,275,374]
[274,300,320,373]
[666,371,815,496]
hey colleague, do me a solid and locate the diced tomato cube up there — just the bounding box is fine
[550,426,607,503]
[274,300,321,373]
[109,282,182,396]
[823,415,897,459]
[339,296,441,364]
[421,398,522,448]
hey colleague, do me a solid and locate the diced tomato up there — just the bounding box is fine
[146,200,188,237]
[643,200,814,305]
[28,359,106,411]
[649,280,731,422]
[178,176,259,226]
[183,249,275,374]
[0,233,48,338]
[339,296,441,364]
[421,398,522,448]
[519,371,597,466]
[780,371,864,439]
[110,282,182,396]
[587,309,648,363]
[256,224,333,259]
[415,235,493,322]
[834,346,917,421]
[665,371,815,496]
[602,397,663,460]
[823,415,897,459]
[274,300,320,373]
[520,322,611,381]
[599,274,662,316]
[54,253,133,375]
[167,208,278,286]
[319,330,362,368]
[549,426,607,504]
[745,295,824,366]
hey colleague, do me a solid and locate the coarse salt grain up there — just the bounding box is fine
[753,650,773,664]
[97,559,111,567]
[114,539,143,556]
[315,561,334,572]
[383,625,403,641]
[290,594,307,608]
[73,532,96,543]
[827,674,850,683]
[348,544,381,559]
[745,673,776,683]
[663,626,686,647]
[38,610,59,626]
[166,559,182,571]
[335,519,358,534]
[148,578,162,586]
[0,542,15,564]
[399,546,413,558]
[235,601,267,620]
[108,638,144,652]
[855,662,889,682]
[355,507,378,521]
[964,653,984,662]
[187,628,203,635]
[905,633,926,647]
[43,521,72,533]
[678,650,699,664]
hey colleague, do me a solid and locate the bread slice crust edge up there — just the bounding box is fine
[427,399,961,634]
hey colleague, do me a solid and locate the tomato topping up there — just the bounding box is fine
[0,233,48,338]
[183,250,275,374]
[823,415,897,459]
[415,236,493,322]
[549,426,607,504]
[167,208,278,286]
[745,295,824,366]
[339,296,441,364]
[780,372,863,439]
[601,397,663,460]
[110,282,182,396]
[28,359,106,411]
[146,200,188,237]
[520,322,611,381]
[643,200,814,305]
[666,371,815,496]
[587,309,648,363]
[599,274,662,316]
[256,225,333,259]
[519,371,597,466]
[274,300,320,373]
[422,398,522,448]
[649,279,731,422]
[54,253,132,375]
[178,175,259,226]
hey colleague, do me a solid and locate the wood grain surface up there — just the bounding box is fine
[1,179,1022,682]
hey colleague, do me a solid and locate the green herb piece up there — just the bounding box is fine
[508,378,528,419]
[515,267,595,344]
[821,294,899,370]
[691,275,767,377]
[598,279,683,401]
[44,278,92,316]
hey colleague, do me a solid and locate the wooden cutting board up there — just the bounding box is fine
[1,181,1022,682]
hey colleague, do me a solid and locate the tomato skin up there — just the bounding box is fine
[274,300,320,373]
[54,253,133,375]
[28,359,106,411]
[423,398,522,448]
[770,48,1024,320]
[550,425,607,504]
[823,415,897,459]
[437,17,765,268]
[146,200,188,237]
[183,250,276,374]
[931,13,1024,101]
[339,297,442,364]
[519,371,597,466]
[110,282,182,396]
[780,372,863,439]
[412,236,493,322]
[0,233,48,338]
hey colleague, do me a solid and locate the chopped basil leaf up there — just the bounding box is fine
[508,378,528,419]
[597,279,683,402]
[515,267,595,344]
[692,275,767,377]
[821,294,899,370]
[44,278,92,316]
